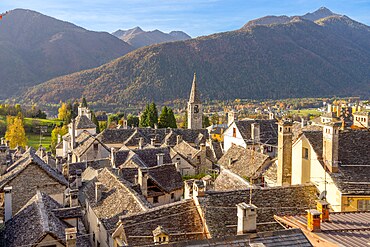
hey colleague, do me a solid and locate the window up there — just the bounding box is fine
[94,143,99,151]
[197,155,201,164]
[233,128,236,137]
[97,241,100,247]
[358,200,370,211]
[171,193,174,199]
[93,232,95,242]
[159,237,162,242]
[303,148,309,159]
[163,237,166,242]
[153,196,159,203]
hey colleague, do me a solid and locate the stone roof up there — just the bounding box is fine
[145,164,183,194]
[197,185,318,238]
[75,115,96,129]
[3,191,89,246]
[119,199,206,246]
[218,144,272,180]
[115,147,172,168]
[276,211,370,247]
[210,141,223,161]
[72,134,110,157]
[164,129,208,147]
[353,111,370,116]
[302,129,370,195]
[0,148,68,189]
[81,168,150,232]
[97,128,136,144]
[188,73,201,104]
[234,119,278,145]
[214,169,249,191]
[172,228,312,247]
[172,141,200,160]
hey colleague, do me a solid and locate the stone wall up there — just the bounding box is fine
[198,185,318,238]
[8,163,66,214]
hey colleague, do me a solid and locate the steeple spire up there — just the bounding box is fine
[189,72,201,104]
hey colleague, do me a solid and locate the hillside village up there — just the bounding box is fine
[0,72,369,247]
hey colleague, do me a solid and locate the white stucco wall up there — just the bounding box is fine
[223,122,246,151]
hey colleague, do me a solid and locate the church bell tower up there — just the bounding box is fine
[187,73,202,129]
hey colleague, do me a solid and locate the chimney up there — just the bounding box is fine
[57,134,61,144]
[306,209,322,232]
[95,182,103,203]
[5,140,9,147]
[277,120,293,186]
[4,186,12,222]
[317,200,330,222]
[67,152,72,163]
[154,123,158,130]
[56,157,62,172]
[323,123,340,173]
[134,175,138,185]
[251,123,260,143]
[75,169,82,188]
[151,138,156,146]
[200,143,206,152]
[111,148,116,168]
[138,169,148,197]
[157,153,164,166]
[46,151,52,165]
[69,189,79,207]
[176,135,182,145]
[123,120,128,129]
[228,110,238,126]
[1,137,4,145]
[301,118,307,128]
[71,119,76,150]
[236,203,257,235]
[65,227,77,247]
[138,137,144,149]
[269,112,275,120]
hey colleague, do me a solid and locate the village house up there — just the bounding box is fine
[352,110,370,128]
[214,144,276,190]
[2,190,89,246]
[278,120,370,212]
[223,118,278,157]
[81,168,151,247]
[275,200,370,246]
[170,139,213,176]
[0,148,68,216]
[113,147,184,205]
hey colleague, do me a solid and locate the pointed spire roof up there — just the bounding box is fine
[188,72,201,104]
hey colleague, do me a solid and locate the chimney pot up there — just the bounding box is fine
[95,182,103,203]
[69,189,79,207]
[307,209,322,232]
[138,137,144,149]
[157,153,164,166]
[176,135,183,145]
[4,186,12,222]
[76,169,82,188]
[317,200,330,222]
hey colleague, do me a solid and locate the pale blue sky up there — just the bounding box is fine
[1,0,370,37]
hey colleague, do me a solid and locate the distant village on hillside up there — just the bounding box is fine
[0,72,369,246]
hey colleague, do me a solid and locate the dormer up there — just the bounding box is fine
[152,226,169,245]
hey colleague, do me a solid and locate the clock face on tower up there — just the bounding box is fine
[194,105,199,113]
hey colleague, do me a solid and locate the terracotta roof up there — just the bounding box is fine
[119,199,206,246]
[0,148,68,189]
[172,228,312,247]
[81,168,150,232]
[302,129,370,194]
[276,211,370,247]
[218,144,272,179]
[75,115,96,129]
[198,185,318,238]
[234,119,278,145]
[3,191,89,246]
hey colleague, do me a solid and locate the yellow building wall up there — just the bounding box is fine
[341,195,370,212]
[211,133,223,142]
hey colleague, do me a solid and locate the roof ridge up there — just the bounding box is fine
[36,191,50,233]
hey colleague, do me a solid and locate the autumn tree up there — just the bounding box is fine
[50,125,68,152]
[5,116,27,148]
[58,103,70,122]
[91,111,100,133]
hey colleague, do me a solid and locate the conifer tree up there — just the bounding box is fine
[148,103,158,128]
[91,111,100,133]
[139,104,150,127]
[5,116,27,148]
[167,108,177,128]
[203,115,210,128]
[81,97,88,107]
[158,106,169,128]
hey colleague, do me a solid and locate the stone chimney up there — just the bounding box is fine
[236,203,257,235]
[67,152,72,163]
[56,157,62,172]
[138,169,148,197]
[138,137,144,149]
[95,182,103,203]
[154,123,158,130]
[251,123,260,143]
[123,120,128,129]
[111,148,116,168]
[65,227,77,247]
[269,112,275,120]
[69,189,79,207]
[71,119,76,150]
[1,137,4,145]
[301,118,307,128]
[323,123,340,173]
[277,120,293,186]
[4,186,12,222]
[228,110,238,126]
[57,134,61,144]
[176,135,182,145]
[307,209,322,232]
[157,153,164,166]
[151,138,156,146]
[5,140,9,147]
[75,169,82,188]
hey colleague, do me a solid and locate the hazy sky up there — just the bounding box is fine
[1,0,370,37]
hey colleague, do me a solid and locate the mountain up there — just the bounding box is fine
[0,9,133,99]
[112,27,191,48]
[21,8,370,106]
